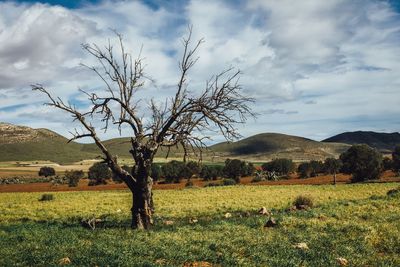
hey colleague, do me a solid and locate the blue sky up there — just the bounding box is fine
[0,0,399,143]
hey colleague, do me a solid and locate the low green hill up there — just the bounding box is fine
[210,133,349,161]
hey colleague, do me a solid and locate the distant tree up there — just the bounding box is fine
[186,161,201,177]
[65,170,84,187]
[340,144,383,182]
[150,164,163,182]
[309,160,324,177]
[200,165,223,181]
[382,157,393,171]
[262,158,295,176]
[38,166,55,177]
[161,160,191,183]
[88,162,112,185]
[297,162,313,178]
[392,145,400,172]
[224,159,245,183]
[323,158,342,185]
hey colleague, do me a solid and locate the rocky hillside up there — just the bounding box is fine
[0,122,59,144]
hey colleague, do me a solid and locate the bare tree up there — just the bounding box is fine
[32,28,255,229]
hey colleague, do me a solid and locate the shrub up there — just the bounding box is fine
[392,145,400,172]
[150,163,163,181]
[382,157,393,171]
[340,144,383,182]
[88,162,112,186]
[200,165,223,181]
[261,158,295,176]
[38,166,55,177]
[161,160,191,183]
[309,160,324,176]
[324,158,342,174]
[293,195,314,209]
[387,187,400,197]
[39,194,54,201]
[186,161,201,177]
[297,162,313,178]
[65,170,84,187]
[222,178,237,186]
[223,159,242,182]
[50,175,68,186]
[243,162,256,176]
[223,159,253,182]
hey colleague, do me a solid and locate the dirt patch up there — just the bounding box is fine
[0,171,398,193]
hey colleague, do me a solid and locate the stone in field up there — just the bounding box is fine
[258,207,270,215]
[292,242,309,250]
[58,257,71,265]
[336,257,348,266]
[224,212,232,218]
[189,218,198,224]
[164,220,174,225]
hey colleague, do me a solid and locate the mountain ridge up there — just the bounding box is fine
[1,122,396,164]
[323,131,400,151]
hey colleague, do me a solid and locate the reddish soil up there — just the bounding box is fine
[0,171,398,193]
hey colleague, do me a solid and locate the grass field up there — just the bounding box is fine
[0,184,399,266]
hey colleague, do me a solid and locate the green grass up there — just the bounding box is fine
[0,184,399,266]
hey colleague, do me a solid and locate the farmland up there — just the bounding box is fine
[1,183,399,266]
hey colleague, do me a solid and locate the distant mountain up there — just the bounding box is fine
[323,131,400,151]
[0,122,350,164]
[210,133,349,162]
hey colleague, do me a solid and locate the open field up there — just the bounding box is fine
[0,183,399,266]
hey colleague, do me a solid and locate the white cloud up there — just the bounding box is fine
[0,0,399,142]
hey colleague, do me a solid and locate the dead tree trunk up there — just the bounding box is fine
[129,159,154,229]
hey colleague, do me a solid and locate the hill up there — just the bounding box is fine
[0,122,98,164]
[210,133,349,161]
[323,131,400,151]
[0,122,350,163]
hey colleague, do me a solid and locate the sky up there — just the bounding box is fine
[0,0,399,144]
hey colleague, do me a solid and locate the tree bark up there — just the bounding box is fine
[130,164,154,230]
[333,172,337,185]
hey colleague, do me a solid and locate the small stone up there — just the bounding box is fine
[258,207,270,215]
[58,257,71,265]
[336,257,348,266]
[224,212,232,218]
[293,242,309,250]
[164,220,174,225]
[264,217,277,228]
[189,218,198,224]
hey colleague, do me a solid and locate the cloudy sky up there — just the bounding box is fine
[0,0,399,143]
